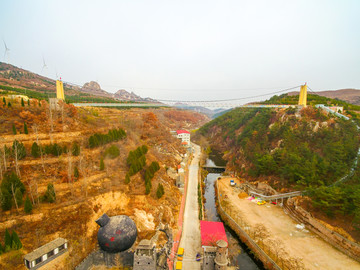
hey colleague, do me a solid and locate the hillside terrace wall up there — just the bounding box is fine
[286,198,360,262]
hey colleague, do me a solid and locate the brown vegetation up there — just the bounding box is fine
[0,95,207,269]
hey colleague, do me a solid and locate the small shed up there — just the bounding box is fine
[24,238,68,269]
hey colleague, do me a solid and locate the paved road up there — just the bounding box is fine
[178,144,202,269]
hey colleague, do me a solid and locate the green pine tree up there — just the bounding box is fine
[24,196,33,214]
[0,190,12,211]
[100,158,105,171]
[21,98,24,107]
[4,229,12,251]
[15,188,23,207]
[24,122,28,134]
[12,124,17,135]
[44,183,56,203]
[38,100,41,107]
[156,183,164,198]
[11,230,22,250]
[2,97,5,107]
[7,101,11,108]
[27,99,30,106]
[145,181,151,195]
[125,173,130,184]
[12,140,26,160]
[31,142,40,158]
[74,166,79,179]
[72,142,80,156]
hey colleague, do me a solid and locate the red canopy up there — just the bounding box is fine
[200,221,227,247]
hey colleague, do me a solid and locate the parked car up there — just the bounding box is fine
[257,200,266,205]
[177,247,184,261]
[230,179,235,186]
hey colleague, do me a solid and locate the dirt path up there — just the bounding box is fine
[218,177,360,270]
[178,144,202,269]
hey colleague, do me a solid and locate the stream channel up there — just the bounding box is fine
[204,151,264,270]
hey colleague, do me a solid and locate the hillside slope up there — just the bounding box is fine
[0,62,158,103]
[196,105,360,240]
[0,91,208,269]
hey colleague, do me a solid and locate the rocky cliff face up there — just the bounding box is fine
[81,81,113,98]
[113,89,158,103]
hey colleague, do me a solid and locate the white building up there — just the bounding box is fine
[176,130,190,146]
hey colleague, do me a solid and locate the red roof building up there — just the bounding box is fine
[176,130,190,135]
[200,221,228,247]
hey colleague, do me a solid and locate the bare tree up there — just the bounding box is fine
[67,151,74,196]
[11,183,19,211]
[286,257,305,270]
[27,181,36,205]
[14,142,21,177]
[33,124,45,173]
[79,153,88,198]
[61,101,65,132]
[266,238,286,263]
[253,223,270,241]
[3,146,7,171]
[48,101,54,132]
[0,151,3,180]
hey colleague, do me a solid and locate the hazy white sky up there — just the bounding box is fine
[1,0,359,102]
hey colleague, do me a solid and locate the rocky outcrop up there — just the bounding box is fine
[81,81,113,98]
[113,89,158,103]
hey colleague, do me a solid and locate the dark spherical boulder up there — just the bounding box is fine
[96,213,137,253]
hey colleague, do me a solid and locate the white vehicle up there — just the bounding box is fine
[230,179,235,186]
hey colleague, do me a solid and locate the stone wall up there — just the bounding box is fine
[75,249,133,270]
[286,198,360,262]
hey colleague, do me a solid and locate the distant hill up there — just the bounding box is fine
[289,89,360,105]
[0,62,159,103]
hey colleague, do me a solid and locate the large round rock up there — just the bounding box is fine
[96,213,137,253]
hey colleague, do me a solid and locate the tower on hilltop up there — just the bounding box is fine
[298,83,307,107]
[56,79,65,100]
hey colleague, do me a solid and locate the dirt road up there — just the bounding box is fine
[218,177,360,270]
[178,144,202,269]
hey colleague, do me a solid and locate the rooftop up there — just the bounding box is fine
[176,130,190,134]
[24,238,67,261]
[200,221,227,247]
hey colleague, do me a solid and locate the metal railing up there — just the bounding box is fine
[248,190,302,200]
